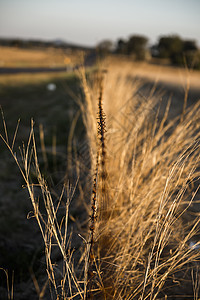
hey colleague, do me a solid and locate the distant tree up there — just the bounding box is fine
[157,35,183,61]
[183,40,198,52]
[116,38,127,54]
[10,39,21,47]
[182,40,199,68]
[157,35,199,67]
[126,35,148,60]
[96,40,113,56]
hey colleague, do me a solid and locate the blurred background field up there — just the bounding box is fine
[0,45,82,68]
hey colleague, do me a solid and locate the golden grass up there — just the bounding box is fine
[0,71,71,85]
[107,56,200,90]
[0,46,81,68]
[80,62,200,299]
[1,60,200,299]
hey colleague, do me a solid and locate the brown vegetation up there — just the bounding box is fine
[0,46,81,68]
[1,59,200,299]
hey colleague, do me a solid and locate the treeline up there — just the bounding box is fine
[0,37,93,51]
[151,35,200,69]
[97,34,200,69]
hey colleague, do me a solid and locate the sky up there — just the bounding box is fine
[0,0,200,47]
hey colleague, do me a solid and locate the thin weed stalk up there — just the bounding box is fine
[85,71,108,299]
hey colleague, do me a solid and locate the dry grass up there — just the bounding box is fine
[0,46,81,68]
[80,62,200,299]
[107,56,200,90]
[0,71,74,86]
[1,60,200,299]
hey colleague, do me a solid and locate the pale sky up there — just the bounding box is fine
[0,0,199,47]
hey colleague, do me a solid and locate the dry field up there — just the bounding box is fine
[107,56,200,90]
[0,45,82,68]
[0,56,200,299]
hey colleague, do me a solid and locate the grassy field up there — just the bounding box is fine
[1,51,200,299]
[0,46,82,68]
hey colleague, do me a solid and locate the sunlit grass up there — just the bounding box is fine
[0,45,81,68]
[1,60,200,299]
